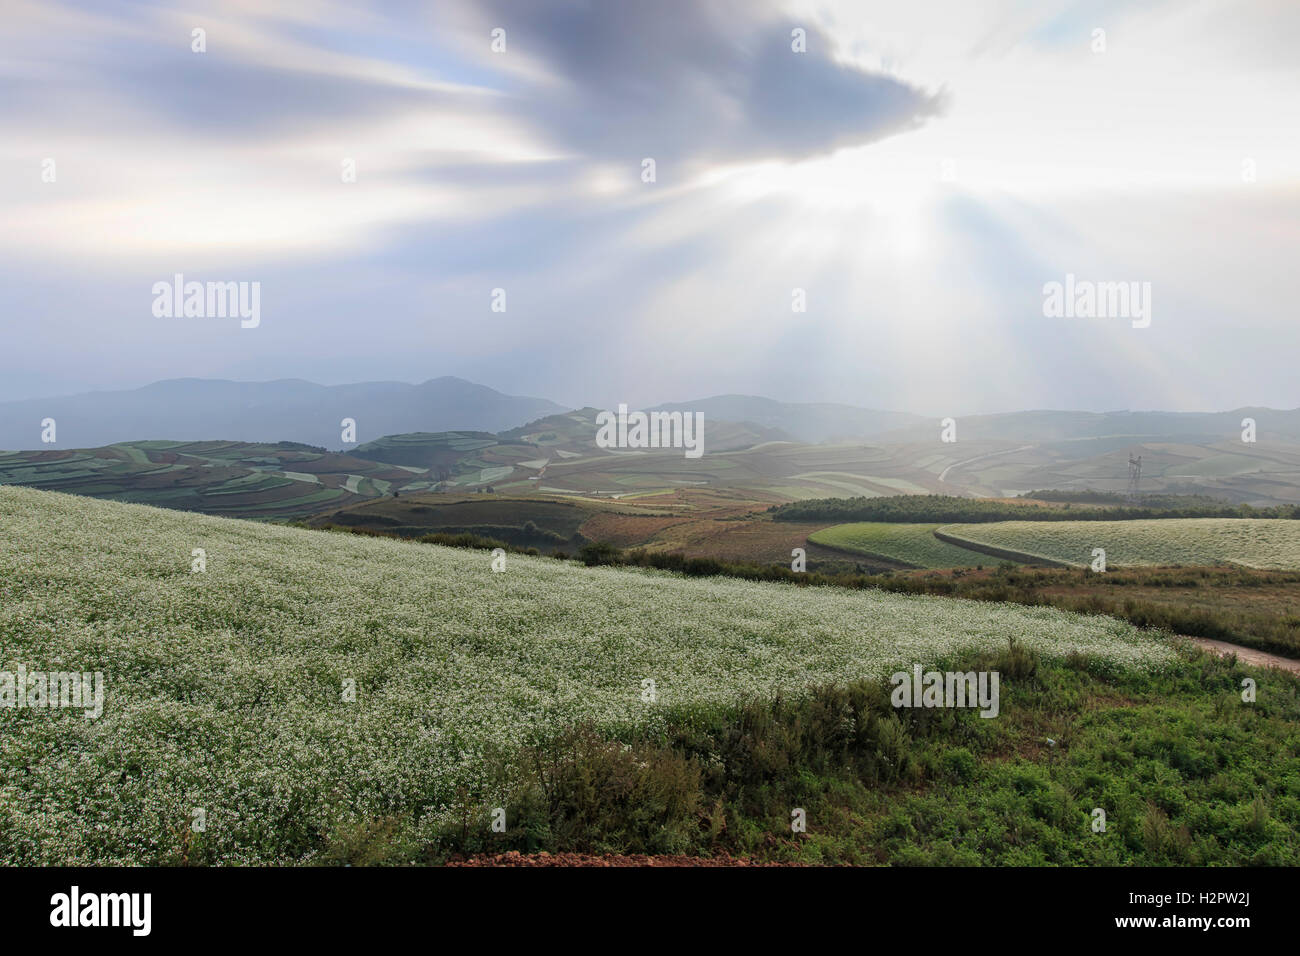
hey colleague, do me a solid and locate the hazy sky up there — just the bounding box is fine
[2,0,1298,414]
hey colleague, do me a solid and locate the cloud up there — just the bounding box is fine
[1,0,1296,416]
[467,0,945,166]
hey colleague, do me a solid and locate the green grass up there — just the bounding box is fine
[811,522,988,568]
[335,644,1300,866]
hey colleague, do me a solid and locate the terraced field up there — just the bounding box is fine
[350,431,537,483]
[0,442,418,518]
[309,493,594,551]
[810,522,988,568]
[0,485,1173,865]
[941,518,1300,570]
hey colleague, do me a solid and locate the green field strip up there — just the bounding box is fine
[810,522,990,568]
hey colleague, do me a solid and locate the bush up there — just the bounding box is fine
[579,542,622,566]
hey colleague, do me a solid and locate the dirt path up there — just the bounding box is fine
[1180,636,1300,674]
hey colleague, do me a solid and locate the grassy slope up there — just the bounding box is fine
[0,485,1172,865]
[410,645,1300,866]
[942,518,1300,570]
[810,522,988,568]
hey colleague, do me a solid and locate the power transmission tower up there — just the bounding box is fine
[1126,455,1142,505]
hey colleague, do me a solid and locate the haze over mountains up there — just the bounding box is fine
[878,408,1300,444]
[0,377,566,451]
[0,376,1296,452]
[648,396,925,444]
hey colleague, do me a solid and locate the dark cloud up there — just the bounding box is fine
[478,0,946,165]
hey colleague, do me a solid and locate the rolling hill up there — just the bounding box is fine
[0,440,427,518]
[500,406,794,453]
[0,485,1174,864]
[7,379,1300,523]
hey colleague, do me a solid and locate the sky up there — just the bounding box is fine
[1,0,1298,415]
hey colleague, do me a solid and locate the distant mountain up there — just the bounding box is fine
[0,377,567,451]
[878,407,1300,444]
[648,395,925,444]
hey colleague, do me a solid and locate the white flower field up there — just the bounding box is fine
[942,518,1300,570]
[0,486,1175,864]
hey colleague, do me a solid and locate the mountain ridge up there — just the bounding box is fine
[2,375,1297,452]
[0,377,567,451]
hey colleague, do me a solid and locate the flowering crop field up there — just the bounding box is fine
[942,518,1300,570]
[0,486,1173,864]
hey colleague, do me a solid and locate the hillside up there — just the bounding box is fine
[8,387,1300,516]
[0,485,1172,865]
[809,522,991,569]
[0,440,425,518]
[499,406,793,453]
[349,431,548,485]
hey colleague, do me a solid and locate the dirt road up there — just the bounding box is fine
[1181,636,1300,674]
